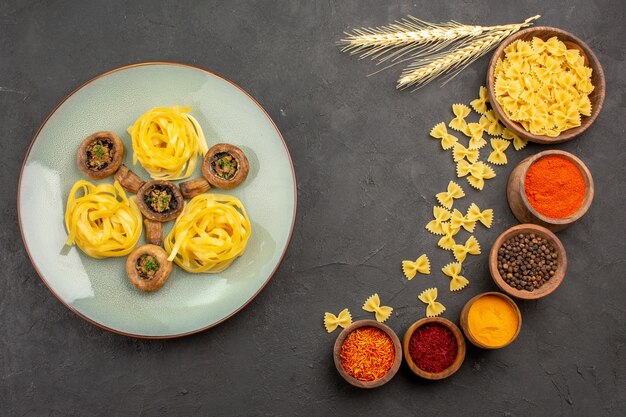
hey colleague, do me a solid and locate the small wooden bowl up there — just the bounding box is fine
[459,292,522,349]
[489,224,568,300]
[507,150,594,232]
[333,320,402,389]
[487,26,605,144]
[402,317,466,380]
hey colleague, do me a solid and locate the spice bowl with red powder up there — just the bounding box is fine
[333,320,402,388]
[489,224,568,300]
[507,150,594,232]
[402,317,466,380]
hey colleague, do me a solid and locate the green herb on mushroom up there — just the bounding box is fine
[211,152,239,180]
[86,139,113,170]
[137,254,160,279]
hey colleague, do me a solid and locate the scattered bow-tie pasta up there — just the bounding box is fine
[436,180,465,209]
[479,110,504,137]
[64,180,143,258]
[430,122,459,150]
[502,127,528,150]
[425,206,452,235]
[494,37,594,137]
[402,254,431,279]
[456,160,496,190]
[466,203,494,228]
[450,208,476,233]
[470,86,490,115]
[441,262,470,292]
[324,308,353,333]
[452,143,480,164]
[488,138,511,165]
[437,222,460,250]
[418,288,446,318]
[362,293,393,323]
[452,235,481,263]
[465,122,488,150]
[449,103,471,133]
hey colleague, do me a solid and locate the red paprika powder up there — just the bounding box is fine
[408,323,457,373]
[524,155,586,219]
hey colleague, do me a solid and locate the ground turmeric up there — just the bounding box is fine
[468,295,519,347]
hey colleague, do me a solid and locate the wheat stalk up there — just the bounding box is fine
[339,16,526,64]
[397,15,540,90]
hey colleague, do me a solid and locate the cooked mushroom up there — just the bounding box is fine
[114,164,145,193]
[125,244,172,292]
[202,143,249,189]
[137,180,184,222]
[179,177,211,199]
[144,219,163,246]
[77,131,124,179]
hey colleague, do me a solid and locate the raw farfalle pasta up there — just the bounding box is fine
[479,110,504,136]
[466,203,494,228]
[402,254,431,279]
[449,104,471,133]
[362,294,393,323]
[466,122,487,149]
[430,122,459,150]
[470,86,489,114]
[457,160,496,190]
[436,181,465,209]
[494,37,594,137]
[450,208,476,233]
[502,127,528,150]
[426,206,452,235]
[488,138,510,165]
[438,222,460,250]
[324,309,352,333]
[418,288,446,317]
[452,143,480,164]
[452,235,481,262]
[441,262,470,291]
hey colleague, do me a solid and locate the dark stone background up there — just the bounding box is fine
[2,1,625,416]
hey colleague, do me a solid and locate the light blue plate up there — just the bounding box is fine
[18,63,297,338]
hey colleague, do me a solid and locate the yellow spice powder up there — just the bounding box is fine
[468,295,519,347]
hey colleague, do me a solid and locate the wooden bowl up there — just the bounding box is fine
[459,292,522,349]
[487,26,605,144]
[333,320,402,389]
[489,224,568,300]
[402,317,466,380]
[507,150,594,232]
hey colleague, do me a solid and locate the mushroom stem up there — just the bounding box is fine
[179,178,212,199]
[144,219,163,246]
[114,164,145,193]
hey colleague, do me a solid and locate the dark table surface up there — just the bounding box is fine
[2,0,625,416]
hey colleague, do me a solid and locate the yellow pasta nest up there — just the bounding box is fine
[65,180,143,258]
[494,37,593,137]
[128,106,208,180]
[164,193,252,273]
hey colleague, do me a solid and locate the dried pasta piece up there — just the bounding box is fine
[478,161,496,179]
[449,104,471,132]
[502,128,528,151]
[430,122,459,150]
[450,209,476,233]
[438,222,460,250]
[456,159,482,178]
[402,254,431,280]
[418,288,445,317]
[324,309,352,333]
[425,206,452,235]
[470,86,489,114]
[481,110,504,136]
[452,235,481,263]
[467,175,485,190]
[452,143,479,164]
[466,203,494,228]
[441,263,469,292]
[435,181,465,209]
[467,123,487,150]
[362,294,393,323]
[488,138,510,165]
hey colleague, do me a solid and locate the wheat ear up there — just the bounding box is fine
[397,15,540,90]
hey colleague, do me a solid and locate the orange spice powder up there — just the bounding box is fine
[524,155,586,219]
[339,327,395,381]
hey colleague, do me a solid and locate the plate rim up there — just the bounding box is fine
[17,61,298,339]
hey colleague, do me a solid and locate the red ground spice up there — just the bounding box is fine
[408,323,458,373]
[339,327,395,381]
[524,155,586,219]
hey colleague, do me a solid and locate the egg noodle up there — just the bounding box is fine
[64,180,143,258]
[128,106,208,180]
[164,194,252,273]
